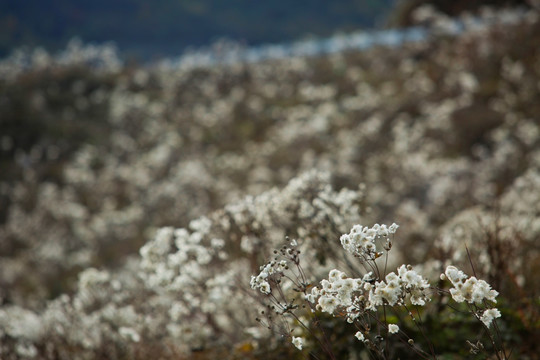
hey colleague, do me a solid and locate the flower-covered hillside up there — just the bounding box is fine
[0,6,539,360]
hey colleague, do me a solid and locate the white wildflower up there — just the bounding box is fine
[340,223,399,259]
[119,327,140,342]
[292,336,304,350]
[480,308,501,328]
[355,331,365,341]
[259,281,271,294]
[15,342,38,358]
[388,324,399,334]
[444,266,498,304]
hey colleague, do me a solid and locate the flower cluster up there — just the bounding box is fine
[250,259,289,294]
[340,223,399,259]
[443,266,499,304]
[480,308,502,328]
[306,261,431,322]
[442,265,501,330]
[305,269,365,315]
[252,222,506,358]
[367,265,431,309]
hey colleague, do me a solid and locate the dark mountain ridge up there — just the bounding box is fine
[0,0,395,59]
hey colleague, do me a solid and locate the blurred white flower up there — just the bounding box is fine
[480,308,501,328]
[292,336,304,350]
